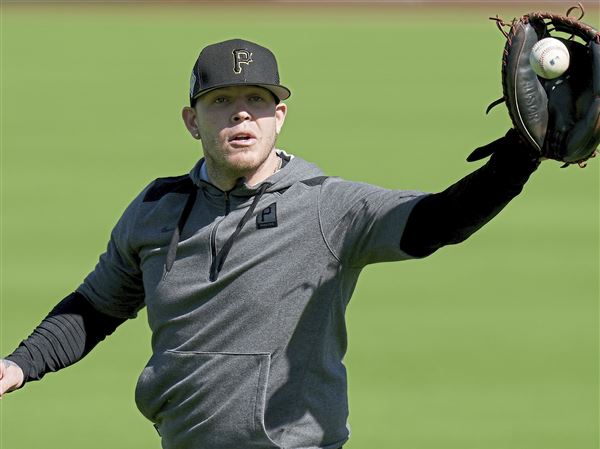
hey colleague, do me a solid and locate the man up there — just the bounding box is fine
[0,39,540,449]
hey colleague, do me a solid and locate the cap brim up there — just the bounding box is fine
[191,83,291,103]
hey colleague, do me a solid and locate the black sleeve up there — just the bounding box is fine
[400,133,541,258]
[5,292,127,385]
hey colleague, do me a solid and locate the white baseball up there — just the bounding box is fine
[529,37,570,79]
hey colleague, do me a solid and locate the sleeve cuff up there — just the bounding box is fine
[4,351,31,386]
[487,130,541,181]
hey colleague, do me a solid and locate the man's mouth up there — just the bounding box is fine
[229,132,256,141]
[228,132,257,146]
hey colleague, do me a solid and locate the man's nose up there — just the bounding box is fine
[230,105,252,124]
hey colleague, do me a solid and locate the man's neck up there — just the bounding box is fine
[204,151,281,191]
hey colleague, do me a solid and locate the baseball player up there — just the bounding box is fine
[0,39,541,449]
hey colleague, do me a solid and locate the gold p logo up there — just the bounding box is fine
[233,49,253,74]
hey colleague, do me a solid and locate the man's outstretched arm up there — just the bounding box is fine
[400,131,541,258]
[0,292,126,396]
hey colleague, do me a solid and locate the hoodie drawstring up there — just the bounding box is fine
[164,183,270,281]
[209,183,269,282]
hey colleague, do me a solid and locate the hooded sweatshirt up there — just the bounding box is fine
[77,152,427,449]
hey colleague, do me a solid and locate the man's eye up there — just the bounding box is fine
[249,95,263,102]
[214,97,228,104]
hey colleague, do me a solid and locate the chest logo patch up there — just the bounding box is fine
[256,202,277,229]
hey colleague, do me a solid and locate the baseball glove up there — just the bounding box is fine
[469,3,600,167]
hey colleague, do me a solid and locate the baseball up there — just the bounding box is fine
[529,37,570,79]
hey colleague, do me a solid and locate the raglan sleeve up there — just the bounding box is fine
[76,186,150,319]
[319,178,429,268]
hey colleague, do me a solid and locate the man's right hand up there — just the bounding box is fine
[0,359,24,397]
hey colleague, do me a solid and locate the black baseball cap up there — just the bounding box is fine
[189,38,291,106]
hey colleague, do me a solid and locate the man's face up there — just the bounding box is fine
[183,85,287,177]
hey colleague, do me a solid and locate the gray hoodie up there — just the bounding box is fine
[78,153,426,449]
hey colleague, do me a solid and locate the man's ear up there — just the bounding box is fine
[182,106,201,139]
[275,102,287,134]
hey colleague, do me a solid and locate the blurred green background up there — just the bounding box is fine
[1,3,597,449]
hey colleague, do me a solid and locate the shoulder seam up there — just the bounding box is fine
[316,177,342,264]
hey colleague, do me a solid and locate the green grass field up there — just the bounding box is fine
[1,4,598,449]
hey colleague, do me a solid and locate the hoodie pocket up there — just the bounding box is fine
[135,350,279,449]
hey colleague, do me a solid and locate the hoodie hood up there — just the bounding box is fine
[189,150,324,196]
